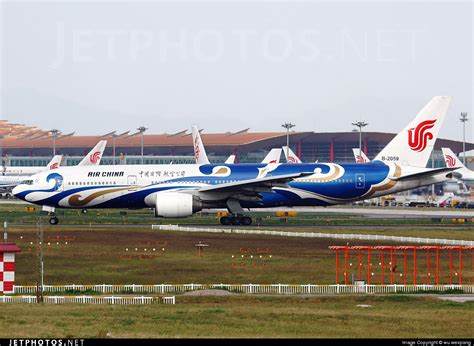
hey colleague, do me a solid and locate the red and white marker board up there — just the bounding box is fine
[0,243,21,294]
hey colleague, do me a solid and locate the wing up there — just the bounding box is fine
[197,172,312,194]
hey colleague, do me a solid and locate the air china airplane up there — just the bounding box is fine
[441,147,474,181]
[13,96,456,226]
[0,140,107,189]
[0,155,63,188]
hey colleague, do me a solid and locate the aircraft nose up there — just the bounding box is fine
[12,185,22,198]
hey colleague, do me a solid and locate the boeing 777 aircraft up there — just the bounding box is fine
[13,96,456,226]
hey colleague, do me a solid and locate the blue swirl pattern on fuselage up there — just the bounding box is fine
[15,173,64,200]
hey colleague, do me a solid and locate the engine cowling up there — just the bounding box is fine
[154,192,202,218]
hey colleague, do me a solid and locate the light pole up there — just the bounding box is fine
[137,126,148,164]
[50,129,60,156]
[460,112,469,165]
[351,121,369,158]
[281,122,296,162]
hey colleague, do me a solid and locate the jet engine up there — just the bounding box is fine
[154,192,202,218]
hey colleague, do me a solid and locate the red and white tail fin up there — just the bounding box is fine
[374,96,451,167]
[282,146,302,163]
[192,125,210,165]
[78,140,107,166]
[352,148,370,163]
[441,147,474,181]
[47,155,63,170]
[262,148,282,164]
[441,148,463,169]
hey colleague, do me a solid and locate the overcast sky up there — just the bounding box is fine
[0,1,472,142]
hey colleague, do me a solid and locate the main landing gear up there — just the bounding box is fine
[49,216,59,225]
[219,215,252,226]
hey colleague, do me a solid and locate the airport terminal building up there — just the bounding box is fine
[1,120,473,169]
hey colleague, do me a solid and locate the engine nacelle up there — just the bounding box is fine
[154,192,202,218]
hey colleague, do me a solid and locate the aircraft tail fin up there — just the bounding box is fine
[78,140,107,166]
[47,155,63,170]
[262,148,282,164]
[374,96,451,167]
[282,146,302,163]
[352,148,370,163]
[192,125,210,165]
[225,155,236,164]
[441,147,464,169]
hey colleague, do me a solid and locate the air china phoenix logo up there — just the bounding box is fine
[356,155,365,163]
[445,154,456,168]
[90,151,101,164]
[194,140,200,160]
[407,119,437,152]
[50,163,59,170]
[288,156,296,163]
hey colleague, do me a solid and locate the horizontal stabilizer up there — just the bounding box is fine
[392,167,458,181]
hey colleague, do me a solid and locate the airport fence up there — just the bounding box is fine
[13,284,474,295]
[0,295,176,305]
[153,224,474,246]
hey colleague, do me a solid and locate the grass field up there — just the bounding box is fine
[2,202,474,339]
[9,224,474,285]
[0,296,472,338]
[1,202,473,227]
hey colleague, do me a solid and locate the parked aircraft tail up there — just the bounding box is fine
[192,125,210,165]
[78,140,107,166]
[262,148,282,164]
[47,155,63,170]
[374,96,451,167]
[352,148,370,163]
[282,146,302,163]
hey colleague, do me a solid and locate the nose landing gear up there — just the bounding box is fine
[49,216,59,225]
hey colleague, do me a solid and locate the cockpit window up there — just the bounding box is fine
[21,180,34,185]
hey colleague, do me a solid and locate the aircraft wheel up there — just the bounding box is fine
[231,217,242,226]
[241,216,252,226]
[220,216,231,226]
[49,217,59,225]
[81,209,88,214]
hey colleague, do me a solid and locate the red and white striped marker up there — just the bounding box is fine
[0,243,21,294]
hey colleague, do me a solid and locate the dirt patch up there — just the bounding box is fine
[183,289,236,296]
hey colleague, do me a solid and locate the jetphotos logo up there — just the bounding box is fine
[90,151,101,164]
[445,154,456,168]
[407,119,437,152]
